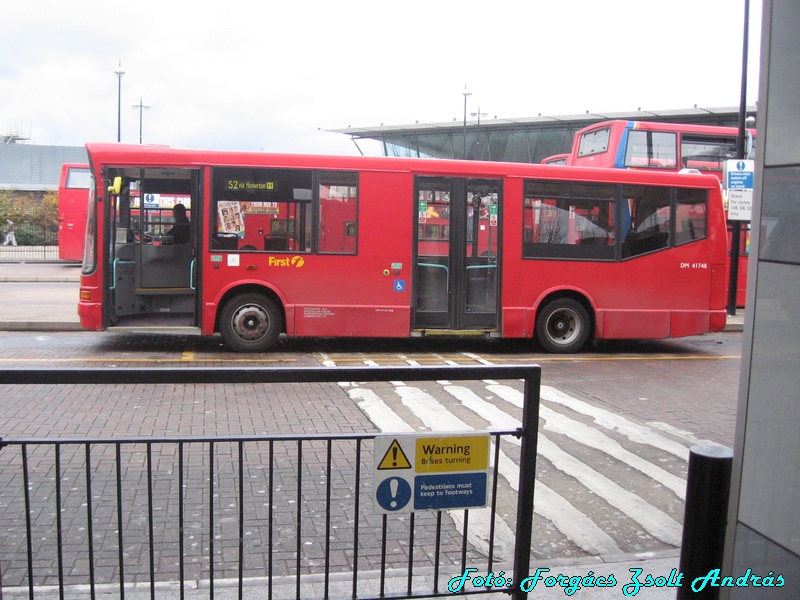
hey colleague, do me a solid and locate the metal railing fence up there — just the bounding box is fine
[0,223,59,261]
[0,365,541,600]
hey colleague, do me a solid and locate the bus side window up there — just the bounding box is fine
[621,185,672,258]
[522,181,615,260]
[681,135,737,173]
[674,188,708,245]
[210,167,313,253]
[318,172,358,254]
[625,131,677,169]
[210,167,358,255]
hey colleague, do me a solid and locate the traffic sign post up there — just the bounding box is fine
[723,159,754,315]
[373,433,490,514]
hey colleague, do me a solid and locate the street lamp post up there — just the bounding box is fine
[471,107,488,158]
[727,0,750,316]
[462,88,472,159]
[132,97,151,144]
[114,61,125,142]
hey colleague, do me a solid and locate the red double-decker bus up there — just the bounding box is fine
[570,120,755,173]
[58,163,91,261]
[541,153,571,166]
[79,143,728,353]
[568,119,755,307]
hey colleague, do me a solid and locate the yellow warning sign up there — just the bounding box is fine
[415,435,489,473]
[377,439,412,470]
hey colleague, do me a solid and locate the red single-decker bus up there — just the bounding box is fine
[79,144,728,353]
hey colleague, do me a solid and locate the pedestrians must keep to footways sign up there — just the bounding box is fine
[373,433,490,514]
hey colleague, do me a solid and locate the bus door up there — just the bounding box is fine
[413,177,501,331]
[105,167,201,331]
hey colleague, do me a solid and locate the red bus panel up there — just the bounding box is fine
[569,120,755,307]
[58,163,91,261]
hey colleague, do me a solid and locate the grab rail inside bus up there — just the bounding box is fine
[417,262,449,299]
[109,258,136,290]
[417,262,449,274]
[190,259,196,290]
[466,263,498,278]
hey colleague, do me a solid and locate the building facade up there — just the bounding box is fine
[724,1,800,597]
[0,144,87,192]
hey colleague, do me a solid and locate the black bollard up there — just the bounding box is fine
[677,443,734,600]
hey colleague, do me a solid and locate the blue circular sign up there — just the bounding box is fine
[376,476,411,512]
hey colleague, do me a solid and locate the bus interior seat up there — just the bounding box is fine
[579,234,610,245]
[213,233,239,250]
[680,218,697,241]
[264,237,289,251]
[622,230,669,256]
[116,243,136,260]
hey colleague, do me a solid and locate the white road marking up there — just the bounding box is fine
[487,385,686,499]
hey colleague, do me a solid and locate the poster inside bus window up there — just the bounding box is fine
[218,201,244,236]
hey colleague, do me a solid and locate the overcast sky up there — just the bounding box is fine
[2,0,761,156]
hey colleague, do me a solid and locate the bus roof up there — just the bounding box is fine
[574,119,756,137]
[84,142,723,189]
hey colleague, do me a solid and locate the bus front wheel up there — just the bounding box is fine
[535,298,591,353]
[220,293,282,352]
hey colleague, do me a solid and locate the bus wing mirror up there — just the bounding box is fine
[108,176,123,195]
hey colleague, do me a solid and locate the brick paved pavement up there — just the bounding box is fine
[0,263,744,598]
[0,366,515,594]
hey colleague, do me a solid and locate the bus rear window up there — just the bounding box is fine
[577,127,611,158]
[66,167,92,189]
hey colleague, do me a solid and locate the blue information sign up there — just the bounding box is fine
[375,476,412,512]
[413,472,487,510]
[728,171,754,189]
[726,160,754,190]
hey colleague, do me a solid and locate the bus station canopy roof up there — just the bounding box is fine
[328,105,756,164]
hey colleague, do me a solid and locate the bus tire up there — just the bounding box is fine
[535,298,591,353]
[220,293,282,352]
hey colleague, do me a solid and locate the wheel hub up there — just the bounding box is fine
[548,310,577,342]
[232,306,268,341]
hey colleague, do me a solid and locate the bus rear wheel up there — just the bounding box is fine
[220,293,282,352]
[536,298,591,353]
